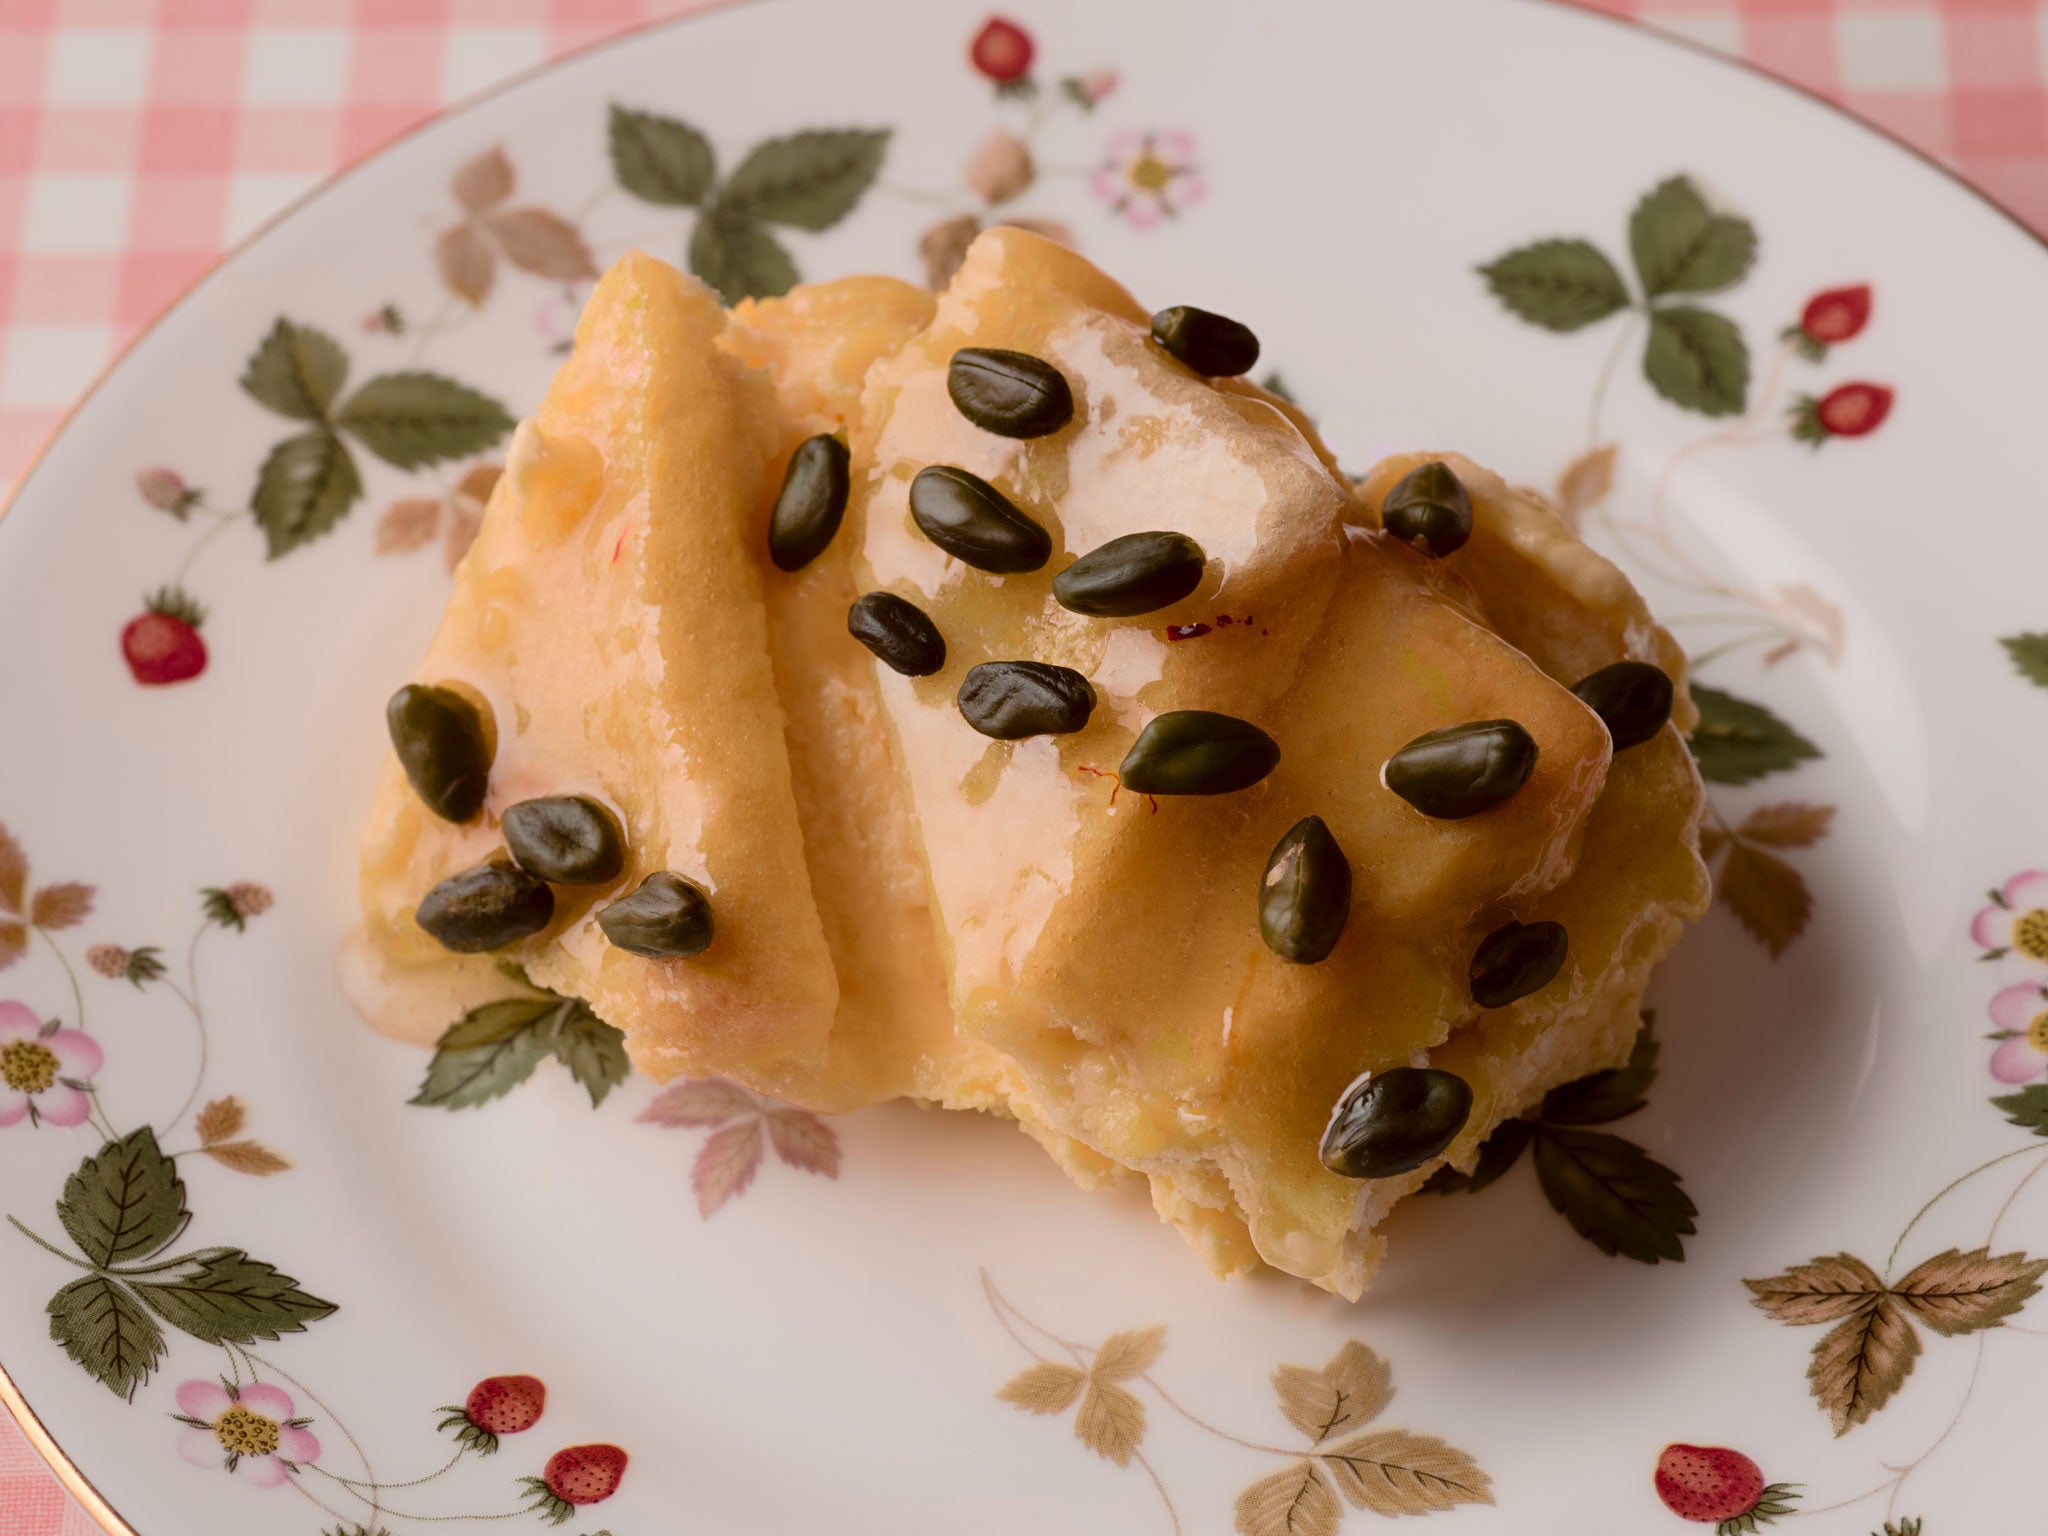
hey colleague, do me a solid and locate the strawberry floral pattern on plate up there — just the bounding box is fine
[1633,871,2048,1534]
[3,2,2048,1533]
[0,819,632,1532]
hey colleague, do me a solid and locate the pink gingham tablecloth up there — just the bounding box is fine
[3,0,2047,1528]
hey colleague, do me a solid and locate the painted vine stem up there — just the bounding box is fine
[1478,172,1871,959]
[2,816,639,1533]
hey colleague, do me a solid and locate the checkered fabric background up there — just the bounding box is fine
[2,0,2045,1526]
[2,0,2047,504]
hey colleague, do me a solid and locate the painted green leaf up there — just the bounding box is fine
[1476,240,1630,332]
[1542,1015,1658,1125]
[47,1274,164,1402]
[1688,684,1822,785]
[718,128,890,231]
[251,428,362,559]
[1643,305,1748,416]
[335,372,514,471]
[201,886,252,932]
[1999,632,2048,688]
[1419,1117,1533,1195]
[411,996,560,1109]
[57,1127,190,1269]
[608,105,715,207]
[551,1007,630,1109]
[689,208,799,304]
[1628,175,1757,298]
[240,319,348,421]
[1532,1125,1694,1263]
[412,989,629,1110]
[130,1248,337,1344]
[1993,1084,2048,1136]
[444,996,560,1049]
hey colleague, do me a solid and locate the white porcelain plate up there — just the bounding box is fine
[5,2,2048,1532]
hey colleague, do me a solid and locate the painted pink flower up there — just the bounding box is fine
[1091,130,1205,230]
[1989,982,2048,1084]
[0,1002,100,1128]
[174,1379,320,1488]
[1973,872,2048,968]
[1073,68,1118,106]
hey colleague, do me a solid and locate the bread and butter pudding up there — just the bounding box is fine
[343,229,1709,1300]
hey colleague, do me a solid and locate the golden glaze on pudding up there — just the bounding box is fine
[347,231,1708,1298]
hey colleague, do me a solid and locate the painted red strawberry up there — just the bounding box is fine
[1789,382,1893,445]
[969,16,1035,90]
[1784,283,1871,359]
[121,587,207,686]
[1654,1444,1799,1533]
[521,1443,628,1520]
[438,1374,545,1455]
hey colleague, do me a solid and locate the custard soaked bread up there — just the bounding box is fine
[347,230,1708,1298]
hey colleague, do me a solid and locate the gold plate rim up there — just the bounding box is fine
[2,0,2043,1529]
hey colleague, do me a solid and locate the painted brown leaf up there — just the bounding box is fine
[1892,1246,2048,1336]
[30,882,93,930]
[0,822,24,913]
[1321,1428,1493,1515]
[436,221,496,306]
[1718,840,1811,957]
[485,209,597,282]
[374,496,442,554]
[1744,1253,1885,1325]
[918,214,982,289]
[194,1096,246,1147]
[1272,1339,1393,1444]
[454,463,502,504]
[638,1077,757,1127]
[1091,1324,1165,1381]
[1236,1460,1340,1536]
[451,146,513,213]
[0,922,24,971]
[1320,1428,1493,1514]
[996,1361,1084,1415]
[444,495,484,572]
[445,470,499,570]
[203,1140,292,1176]
[1555,442,1617,523]
[766,1108,840,1177]
[1808,1294,1919,1435]
[691,1118,763,1217]
[1073,1379,1144,1467]
[1737,802,1835,848]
